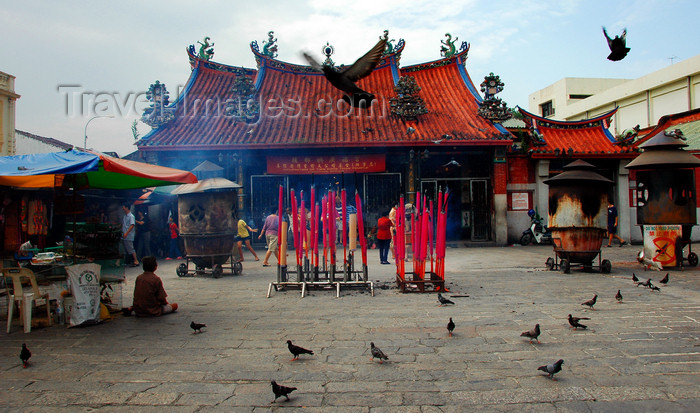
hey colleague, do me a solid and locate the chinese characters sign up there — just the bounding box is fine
[267,155,385,175]
[643,225,682,267]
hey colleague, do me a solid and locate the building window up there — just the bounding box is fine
[540,100,554,117]
[569,94,591,100]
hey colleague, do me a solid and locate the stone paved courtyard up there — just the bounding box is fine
[1,244,699,412]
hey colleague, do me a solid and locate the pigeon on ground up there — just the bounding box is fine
[602,27,630,61]
[650,285,661,292]
[190,321,206,334]
[287,340,313,361]
[568,314,590,330]
[437,293,455,306]
[271,380,297,402]
[447,317,455,336]
[581,294,597,310]
[303,33,388,108]
[615,289,623,303]
[370,342,389,363]
[537,359,564,380]
[632,273,639,282]
[20,343,31,368]
[520,323,541,344]
[637,278,651,288]
[659,273,669,284]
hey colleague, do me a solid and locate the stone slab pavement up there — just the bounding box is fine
[1,243,699,412]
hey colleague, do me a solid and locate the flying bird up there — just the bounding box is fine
[615,289,623,303]
[632,273,639,282]
[568,314,590,330]
[537,359,564,380]
[447,317,455,336]
[287,340,314,361]
[303,33,388,108]
[437,293,455,306]
[20,344,31,368]
[581,294,597,310]
[520,323,541,344]
[602,27,630,61]
[190,321,206,334]
[370,342,389,363]
[659,273,669,284]
[271,380,297,402]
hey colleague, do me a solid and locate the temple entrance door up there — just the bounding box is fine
[250,174,288,245]
[470,179,489,241]
[363,173,401,223]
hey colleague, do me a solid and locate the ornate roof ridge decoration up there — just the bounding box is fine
[615,124,641,146]
[186,45,257,76]
[390,75,429,121]
[477,72,512,123]
[401,41,469,73]
[226,76,259,124]
[518,106,618,128]
[633,107,700,147]
[250,34,405,72]
[440,33,459,58]
[197,37,215,61]
[141,80,176,128]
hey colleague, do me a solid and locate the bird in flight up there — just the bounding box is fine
[303,33,388,108]
[602,27,630,61]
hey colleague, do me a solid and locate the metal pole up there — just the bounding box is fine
[84,115,114,150]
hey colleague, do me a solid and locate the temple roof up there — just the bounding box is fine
[633,108,700,151]
[518,107,638,159]
[137,39,511,151]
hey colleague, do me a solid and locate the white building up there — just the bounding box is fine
[0,71,20,156]
[14,129,73,155]
[529,54,700,136]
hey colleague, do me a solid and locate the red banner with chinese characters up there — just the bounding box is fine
[267,154,385,174]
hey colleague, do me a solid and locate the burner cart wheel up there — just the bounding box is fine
[688,252,698,267]
[601,259,612,274]
[233,261,243,275]
[545,257,555,270]
[212,264,223,278]
[520,233,533,246]
[560,258,570,274]
[177,263,188,277]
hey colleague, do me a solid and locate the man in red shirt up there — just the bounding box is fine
[377,211,394,264]
[132,256,178,317]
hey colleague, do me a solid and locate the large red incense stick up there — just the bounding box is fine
[278,185,283,265]
[290,190,299,265]
[300,197,306,260]
[329,191,336,266]
[355,191,367,265]
[310,187,316,265]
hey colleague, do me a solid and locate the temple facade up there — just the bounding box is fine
[136,34,514,244]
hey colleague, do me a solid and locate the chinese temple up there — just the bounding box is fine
[136,32,514,243]
[506,107,639,244]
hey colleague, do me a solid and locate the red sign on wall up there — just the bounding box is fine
[267,154,385,174]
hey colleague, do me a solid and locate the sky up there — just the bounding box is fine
[2,0,699,157]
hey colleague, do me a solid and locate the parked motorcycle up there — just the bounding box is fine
[520,209,551,245]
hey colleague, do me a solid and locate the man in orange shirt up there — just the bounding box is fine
[132,256,178,317]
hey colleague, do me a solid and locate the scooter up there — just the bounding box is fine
[520,209,551,245]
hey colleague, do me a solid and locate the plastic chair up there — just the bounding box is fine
[2,267,52,333]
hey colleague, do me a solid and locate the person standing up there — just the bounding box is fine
[135,210,152,259]
[122,203,139,267]
[377,211,394,264]
[389,204,397,259]
[258,209,279,267]
[607,202,627,247]
[167,216,183,260]
[236,214,260,262]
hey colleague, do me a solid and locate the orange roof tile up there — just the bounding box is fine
[138,43,511,151]
[518,107,638,159]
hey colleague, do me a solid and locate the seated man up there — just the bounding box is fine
[131,256,178,317]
